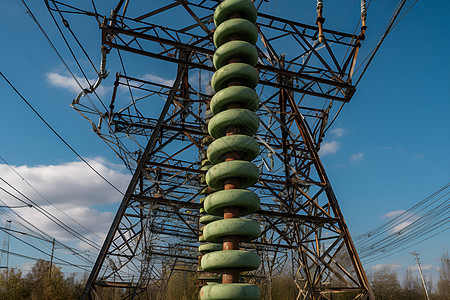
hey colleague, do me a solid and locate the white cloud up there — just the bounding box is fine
[46,72,81,93]
[1,159,129,207]
[385,210,420,234]
[46,72,106,95]
[382,210,406,219]
[421,265,433,271]
[143,73,174,86]
[319,141,339,155]
[350,152,364,162]
[188,72,214,95]
[330,128,346,137]
[18,203,114,249]
[392,221,413,234]
[0,158,130,249]
[372,264,402,270]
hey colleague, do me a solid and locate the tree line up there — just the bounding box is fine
[334,251,449,300]
[0,251,448,299]
[0,259,83,299]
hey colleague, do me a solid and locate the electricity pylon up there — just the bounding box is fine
[0,220,12,275]
[63,1,375,299]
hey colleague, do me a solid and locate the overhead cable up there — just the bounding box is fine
[354,183,449,263]
[0,154,102,240]
[0,71,123,195]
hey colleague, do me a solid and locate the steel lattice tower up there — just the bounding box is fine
[64,0,375,299]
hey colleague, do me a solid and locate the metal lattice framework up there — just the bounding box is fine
[56,0,375,299]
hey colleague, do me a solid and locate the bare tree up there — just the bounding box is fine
[368,265,402,300]
[403,268,424,299]
[437,251,450,299]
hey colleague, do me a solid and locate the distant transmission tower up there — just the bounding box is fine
[43,0,412,299]
[0,220,12,274]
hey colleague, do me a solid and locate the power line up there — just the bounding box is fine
[0,176,101,250]
[0,248,91,271]
[0,185,32,208]
[355,0,408,86]
[0,226,57,244]
[0,71,123,195]
[20,0,136,175]
[0,154,102,240]
[48,0,100,77]
[0,202,95,270]
[44,0,109,112]
[355,184,449,243]
[0,197,95,264]
[0,227,91,272]
[325,0,415,134]
[18,0,85,94]
[354,183,449,263]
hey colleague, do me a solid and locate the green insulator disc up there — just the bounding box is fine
[210,86,259,115]
[199,235,207,242]
[214,0,257,26]
[199,215,223,224]
[214,18,258,48]
[204,189,260,216]
[203,218,260,243]
[200,283,260,300]
[206,160,259,190]
[211,63,258,92]
[202,250,260,271]
[200,208,206,214]
[199,243,223,253]
[207,134,260,164]
[214,41,258,69]
[208,109,259,139]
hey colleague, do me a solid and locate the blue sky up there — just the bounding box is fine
[0,0,448,289]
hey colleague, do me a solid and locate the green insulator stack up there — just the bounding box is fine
[198,143,222,283]
[199,0,261,299]
[198,196,222,283]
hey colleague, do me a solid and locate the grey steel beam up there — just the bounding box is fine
[81,60,187,300]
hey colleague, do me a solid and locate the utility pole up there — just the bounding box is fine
[49,238,55,279]
[412,251,430,300]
